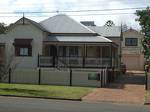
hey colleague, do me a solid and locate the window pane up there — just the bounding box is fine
[125,38,137,46]
[20,48,29,56]
[20,48,24,55]
[24,48,28,55]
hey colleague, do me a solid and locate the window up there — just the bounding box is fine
[125,38,138,46]
[69,46,78,56]
[14,39,32,57]
[20,48,29,56]
[15,46,32,56]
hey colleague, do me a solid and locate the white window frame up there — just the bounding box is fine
[125,38,138,46]
[20,48,29,56]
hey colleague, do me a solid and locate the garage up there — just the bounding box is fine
[122,54,144,70]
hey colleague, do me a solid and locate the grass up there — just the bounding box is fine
[146,72,150,103]
[146,90,150,103]
[0,83,94,100]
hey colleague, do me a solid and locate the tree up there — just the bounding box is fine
[0,23,7,34]
[0,47,17,81]
[104,20,115,27]
[136,7,150,60]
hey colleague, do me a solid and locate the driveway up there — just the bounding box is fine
[82,72,145,104]
[0,96,150,112]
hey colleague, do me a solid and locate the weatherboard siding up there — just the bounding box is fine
[0,21,44,69]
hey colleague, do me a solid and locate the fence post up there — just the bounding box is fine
[70,68,72,86]
[106,69,108,85]
[104,69,106,87]
[37,54,40,67]
[146,72,148,90]
[97,72,100,88]
[38,68,41,85]
[101,70,103,87]
[8,68,11,84]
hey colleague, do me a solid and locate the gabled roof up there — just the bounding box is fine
[123,28,142,34]
[88,26,121,37]
[8,17,47,32]
[25,18,47,32]
[40,14,96,34]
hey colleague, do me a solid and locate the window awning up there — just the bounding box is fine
[14,39,33,45]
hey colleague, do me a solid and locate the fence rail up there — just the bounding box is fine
[39,56,111,68]
[39,56,53,67]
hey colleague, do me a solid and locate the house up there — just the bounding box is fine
[0,14,119,70]
[81,21,121,69]
[122,28,144,70]
[81,21,145,70]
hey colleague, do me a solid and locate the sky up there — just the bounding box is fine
[0,0,150,29]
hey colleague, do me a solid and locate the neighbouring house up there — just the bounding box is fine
[81,21,145,70]
[0,14,119,70]
[81,21,121,69]
[122,28,144,70]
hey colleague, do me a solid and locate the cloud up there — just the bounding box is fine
[0,0,149,29]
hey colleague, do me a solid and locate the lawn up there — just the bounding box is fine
[146,72,150,103]
[146,90,150,103]
[0,83,94,100]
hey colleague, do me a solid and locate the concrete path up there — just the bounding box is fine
[83,72,145,104]
[0,96,150,112]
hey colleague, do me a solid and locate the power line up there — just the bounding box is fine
[0,6,147,14]
[0,12,136,17]
[70,13,136,16]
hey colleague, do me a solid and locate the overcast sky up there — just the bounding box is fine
[0,0,150,29]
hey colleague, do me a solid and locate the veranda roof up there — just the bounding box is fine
[44,36,112,43]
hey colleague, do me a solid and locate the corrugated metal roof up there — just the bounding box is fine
[40,14,96,34]
[25,18,48,32]
[88,26,121,37]
[45,36,112,43]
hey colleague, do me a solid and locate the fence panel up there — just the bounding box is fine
[39,56,53,67]
[72,70,102,87]
[11,69,38,84]
[41,69,70,86]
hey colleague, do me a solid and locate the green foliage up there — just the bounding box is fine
[104,20,115,27]
[136,7,150,59]
[146,90,150,103]
[0,23,7,34]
